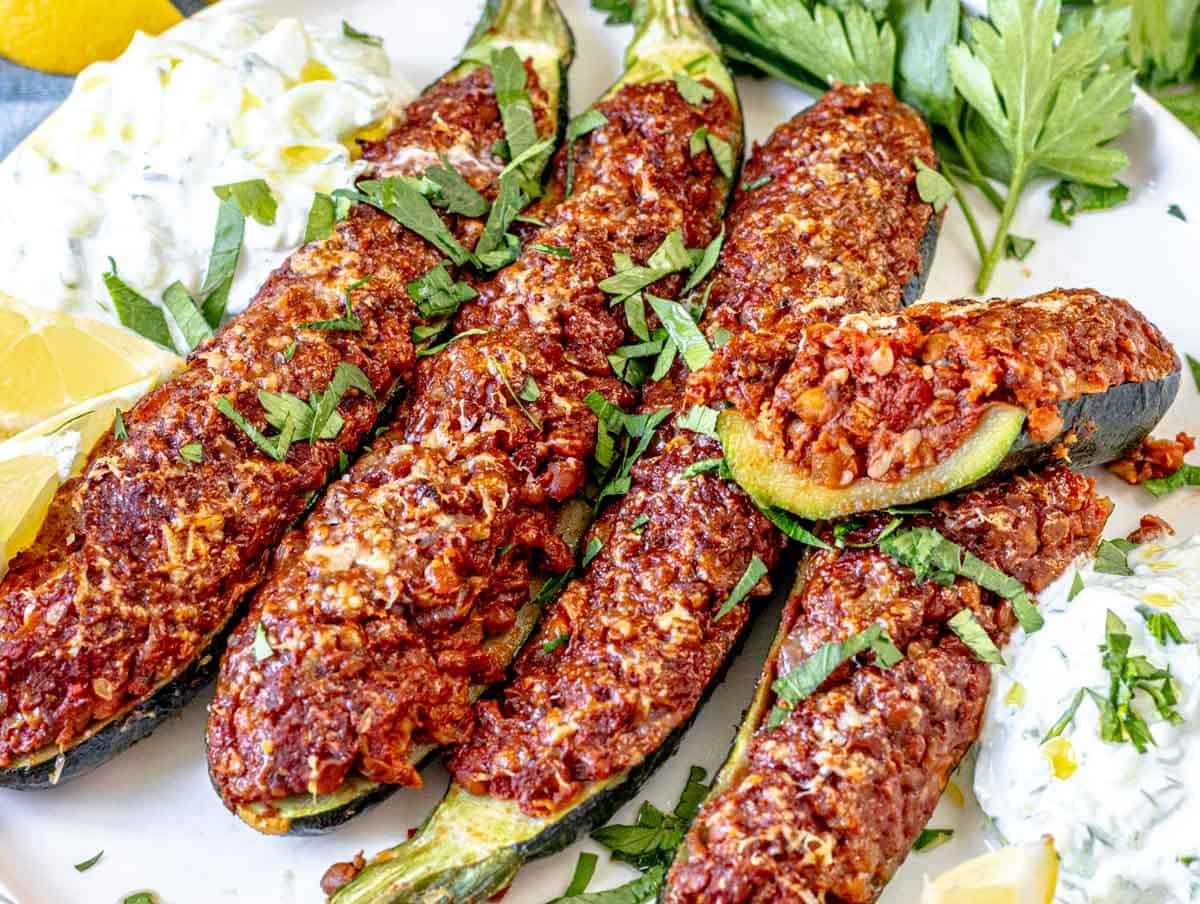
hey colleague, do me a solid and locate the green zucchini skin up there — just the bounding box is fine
[902,214,940,308]
[0,616,235,790]
[1002,371,1181,474]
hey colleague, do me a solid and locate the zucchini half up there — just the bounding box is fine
[720,371,1181,521]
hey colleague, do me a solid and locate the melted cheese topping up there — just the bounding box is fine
[976,534,1200,903]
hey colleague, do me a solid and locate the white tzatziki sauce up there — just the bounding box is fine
[0,15,411,333]
[975,533,1200,903]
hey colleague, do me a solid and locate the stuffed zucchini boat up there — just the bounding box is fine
[206,0,742,835]
[712,290,1180,520]
[322,80,939,902]
[0,0,577,792]
[662,465,1110,902]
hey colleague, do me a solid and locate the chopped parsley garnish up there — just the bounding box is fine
[648,296,712,372]
[474,175,527,270]
[1142,464,1200,497]
[582,536,603,566]
[561,851,598,897]
[681,457,724,478]
[542,631,571,654]
[630,513,650,534]
[1042,688,1086,742]
[1004,234,1036,261]
[673,71,714,106]
[491,47,540,179]
[879,526,1043,634]
[1139,605,1186,646]
[252,622,274,662]
[283,339,298,361]
[565,109,608,197]
[1187,353,1200,391]
[914,158,954,212]
[406,262,477,319]
[518,376,541,402]
[683,227,724,293]
[178,442,203,464]
[1168,204,1188,222]
[303,192,336,244]
[913,828,954,852]
[591,766,709,875]
[161,281,213,352]
[768,624,902,729]
[598,230,693,301]
[623,295,650,341]
[1096,609,1184,752]
[336,178,476,267]
[113,409,127,441]
[424,155,489,217]
[714,554,767,621]
[489,356,541,430]
[415,327,490,358]
[741,174,771,191]
[122,894,156,904]
[212,179,276,226]
[1068,571,1085,601]
[1049,180,1129,226]
[199,197,245,326]
[688,127,735,179]
[947,609,1005,664]
[532,568,574,605]
[530,243,573,258]
[1094,538,1135,576]
[759,505,832,550]
[584,391,672,507]
[341,19,383,46]
[591,0,634,24]
[74,850,104,872]
[103,259,174,351]
[675,404,719,438]
[301,274,370,331]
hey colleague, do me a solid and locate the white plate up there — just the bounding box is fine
[2,1,1198,902]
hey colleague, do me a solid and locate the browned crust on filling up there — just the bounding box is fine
[205,80,739,807]
[0,64,520,766]
[448,84,938,817]
[696,289,1179,488]
[665,466,1110,904]
[1109,431,1195,484]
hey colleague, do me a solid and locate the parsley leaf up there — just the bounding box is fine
[1004,233,1036,260]
[492,47,539,167]
[161,281,213,353]
[531,243,573,258]
[561,852,597,897]
[1043,687,1086,742]
[342,20,383,46]
[648,296,712,372]
[74,851,104,872]
[474,175,527,270]
[673,71,714,106]
[212,179,277,226]
[1187,353,1200,391]
[304,192,337,244]
[339,178,476,267]
[768,624,902,729]
[598,230,693,301]
[415,327,489,358]
[178,442,203,464]
[252,622,274,662]
[582,535,603,566]
[1142,463,1200,497]
[1094,537,1136,576]
[681,457,724,478]
[113,409,127,441]
[103,259,174,351]
[566,109,608,197]
[759,505,833,550]
[947,608,1005,664]
[301,274,370,331]
[914,158,955,212]
[591,0,634,24]
[683,227,724,293]
[914,828,954,852]
[542,631,570,654]
[424,156,489,217]
[407,263,477,319]
[1138,605,1186,645]
[1168,203,1188,221]
[1049,179,1129,225]
[1068,571,1085,601]
[741,174,771,191]
[675,404,720,438]
[714,554,768,620]
[199,197,245,327]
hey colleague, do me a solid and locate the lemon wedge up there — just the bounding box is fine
[0,377,158,577]
[0,293,180,439]
[922,838,1059,904]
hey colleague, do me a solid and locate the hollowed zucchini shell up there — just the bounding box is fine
[719,369,1181,521]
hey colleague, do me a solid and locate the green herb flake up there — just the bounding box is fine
[673,71,715,106]
[1042,688,1086,742]
[675,404,720,438]
[342,20,383,46]
[122,894,157,904]
[300,274,370,332]
[1049,180,1129,225]
[531,243,573,258]
[598,229,693,301]
[714,554,768,621]
[947,609,1005,664]
[518,376,541,402]
[103,259,175,352]
[914,158,954,212]
[1004,234,1036,260]
[1187,354,1200,392]
[591,0,634,24]
[178,442,203,464]
[1068,571,1085,601]
[424,155,489,217]
[759,505,833,550]
[283,340,298,361]
[492,47,539,168]
[768,624,902,729]
[562,851,598,897]
[252,622,274,662]
[681,457,724,479]
[683,227,724,294]
[741,175,771,192]
[337,178,475,267]
[303,192,336,243]
[1094,538,1136,576]
[113,409,127,441]
[489,356,541,430]
[542,631,571,655]
[1142,464,1200,498]
[74,850,104,872]
[212,178,277,226]
[689,126,709,157]
[582,536,603,567]
[1168,204,1187,221]
[914,828,954,852]
[199,197,246,327]
[1138,605,1186,646]
[648,296,712,372]
[161,280,213,352]
[566,109,608,197]
[630,513,650,534]
[406,262,478,319]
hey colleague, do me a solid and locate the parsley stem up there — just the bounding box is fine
[947,117,1005,213]
[976,160,1027,293]
[942,167,987,262]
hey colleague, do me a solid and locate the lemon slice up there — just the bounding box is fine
[0,293,180,439]
[922,838,1059,904]
[0,377,158,577]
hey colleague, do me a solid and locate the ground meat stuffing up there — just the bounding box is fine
[1109,431,1195,484]
[206,79,738,808]
[448,83,938,817]
[691,289,1178,488]
[0,62,538,769]
[1128,514,1175,544]
[665,466,1110,903]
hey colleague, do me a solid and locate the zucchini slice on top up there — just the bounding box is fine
[717,289,1180,520]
